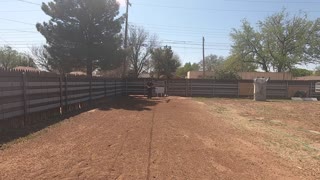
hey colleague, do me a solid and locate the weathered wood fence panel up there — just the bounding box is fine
[0,71,124,128]
[1,69,319,128]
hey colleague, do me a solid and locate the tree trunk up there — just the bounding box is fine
[87,59,93,77]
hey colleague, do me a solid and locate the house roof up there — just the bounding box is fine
[295,76,320,81]
[14,66,40,72]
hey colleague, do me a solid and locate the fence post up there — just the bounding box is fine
[115,79,117,97]
[190,80,193,97]
[185,79,188,97]
[104,78,107,98]
[237,81,240,98]
[89,76,92,106]
[59,76,63,115]
[309,81,313,98]
[143,79,146,97]
[165,80,168,97]
[22,72,27,127]
[125,79,128,96]
[286,81,289,98]
[64,75,68,113]
[212,80,215,97]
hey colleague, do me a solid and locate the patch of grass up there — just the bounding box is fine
[313,155,320,160]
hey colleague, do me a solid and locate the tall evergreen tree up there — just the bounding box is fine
[151,46,181,79]
[36,0,124,76]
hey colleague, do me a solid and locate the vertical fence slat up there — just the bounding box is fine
[89,77,92,106]
[104,78,107,98]
[64,75,68,113]
[212,80,215,97]
[286,81,289,98]
[125,79,128,96]
[59,76,63,115]
[114,80,117,97]
[185,79,187,97]
[143,79,146,97]
[309,81,313,97]
[237,81,240,98]
[22,72,27,127]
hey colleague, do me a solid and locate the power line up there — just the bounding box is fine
[132,2,320,13]
[0,10,40,13]
[16,0,41,6]
[0,29,38,33]
[0,18,35,26]
[130,22,228,31]
[224,0,320,4]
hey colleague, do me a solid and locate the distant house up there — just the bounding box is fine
[187,71,293,80]
[139,73,151,78]
[238,72,293,80]
[295,76,320,81]
[69,71,87,76]
[187,71,215,79]
[14,66,41,72]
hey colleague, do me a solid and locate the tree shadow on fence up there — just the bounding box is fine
[0,95,161,148]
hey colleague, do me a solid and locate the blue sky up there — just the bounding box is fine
[0,0,319,69]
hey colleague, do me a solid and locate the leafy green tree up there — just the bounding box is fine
[230,10,320,72]
[127,26,158,78]
[176,62,199,77]
[314,66,320,76]
[0,46,36,70]
[151,46,181,79]
[37,0,124,76]
[223,54,257,72]
[199,54,224,72]
[291,68,313,77]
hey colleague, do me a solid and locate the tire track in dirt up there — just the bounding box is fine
[146,106,156,180]
[0,96,310,179]
[106,129,130,179]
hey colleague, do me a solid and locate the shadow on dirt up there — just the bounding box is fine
[0,111,82,149]
[0,95,161,148]
[99,95,162,111]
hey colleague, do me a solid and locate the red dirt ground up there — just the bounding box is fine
[0,96,317,179]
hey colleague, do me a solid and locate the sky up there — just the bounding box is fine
[0,0,320,70]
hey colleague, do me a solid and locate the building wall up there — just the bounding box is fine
[187,71,215,79]
[187,71,293,80]
[238,72,293,80]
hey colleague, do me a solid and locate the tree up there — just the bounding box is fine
[151,46,181,79]
[291,68,313,77]
[223,54,257,72]
[230,10,320,72]
[315,66,320,76]
[199,54,225,72]
[127,26,158,78]
[0,46,35,70]
[176,62,199,78]
[37,0,124,76]
[31,45,76,73]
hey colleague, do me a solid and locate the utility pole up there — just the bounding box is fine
[202,36,205,78]
[123,0,131,77]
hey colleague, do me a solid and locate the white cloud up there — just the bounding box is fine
[117,0,126,6]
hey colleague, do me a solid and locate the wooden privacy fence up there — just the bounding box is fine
[1,70,320,128]
[125,79,320,99]
[0,71,124,128]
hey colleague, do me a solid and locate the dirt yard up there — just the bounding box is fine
[0,96,319,179]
